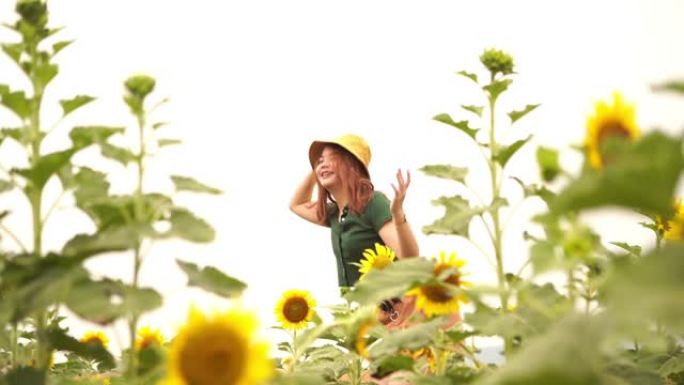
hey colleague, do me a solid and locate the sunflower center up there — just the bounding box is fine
[283,297,309,323]
[373,255,392,270]
[179,327,247,385]
[421,285,453,303]
[597,119,632,143]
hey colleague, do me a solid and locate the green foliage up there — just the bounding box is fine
[419,165,468,184]
[433,114,479,140]
[170,175,222,195]
[176,260,246,298]
[551,132,684,216]
[536,146,560,182]
[480,48,515,77]
[508,104,540,123]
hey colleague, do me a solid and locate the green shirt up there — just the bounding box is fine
[327,191,393,287]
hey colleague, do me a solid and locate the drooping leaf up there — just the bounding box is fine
[536,146,561,182]
[462,105,484,117]
[176,260,246,298]
[433,114,479,140]
[72,167,110,204]
[508,104,540,123]
[65,278,163,324]
[345,258,434,306]
[0,179,14,194]
[551,132,684,216]
[62,226,139,259]
[483,78,512,103]
[465,303,530,340]
[100,142,137,165]
[60,95,95,117]
[510,177,555,206]
[69,126,123,149]
[494,135,532,168]
[370,355,415,378]
[420,164,468,184]
[152,122,170,130]
[659,354,684,377]
[456,70,479,84]
[170,175,222,195]
[46,324,115,371]
[13,149,75,190]
[609,242,642,258]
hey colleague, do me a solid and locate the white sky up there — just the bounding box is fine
[1,0,683,353]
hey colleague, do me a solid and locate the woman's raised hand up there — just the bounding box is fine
[390,169,411,217]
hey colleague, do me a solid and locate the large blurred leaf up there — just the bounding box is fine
[551,132,684,216]
[72,167,110,203]
[494,136,531,168]
[653,80,684,94]
[34,63,58,87]
[536,146,561,182]
[176,260,246,298]
[170,175,222,195]
[65,278,162,324]
[424,196,506,237]
[420,164,468,184]
[60,95,95,117]
[0,366,45,385]
[474,315,607,385]
[369,317,445,358]
[433,114,479,140]
[457,70,479,84]
[100,142,137,165]
[0,179,13,194]
[511,177,555,207]
[508,104,539,123]
[345,258,434,306]
[602,244,684,333]
[62,226,140,258]
[370,355,415,378]
[0,254,88,323]
[81,193,172,231]
[465,303,530,341]
[46,324,115,370]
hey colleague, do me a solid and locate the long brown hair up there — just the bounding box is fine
[315,144,374,222]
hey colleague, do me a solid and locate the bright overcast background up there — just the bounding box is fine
[1,0,683,353]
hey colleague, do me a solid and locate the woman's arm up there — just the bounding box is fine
[379,169,419,258]
[289,171,327,226]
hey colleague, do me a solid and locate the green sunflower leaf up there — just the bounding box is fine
[652,80,684,95]
[12,148,75,190]
[60,95,96,117]
[158,138,181,147]
[0,366,45,385]
[170,175,222,195]
[659,354,684,377]
[0,179,14,194]
[423,196,506,237]
[0,87,31,120]
[456,70,478,84]
[165,208,215,243]
[419,164,468,184]
[536,146,561,182]
[494,135,532,168]
[47,324,115,371]
[461,104,484,117]
[433,114,479,140]
[34,62,58,87]
[65,278,163,323]
[69,126,123,149]
[510,177,555,206]
[62,226,139,259]
[609,242,642,257]
[52,40,73,56]
[100,142,137,165]
[551,132,684,216]
[1,43,23,64]
[369,317,445,358]
[508,104,540,123]
[483,78,512,103]
[176,259,246,298]
[345,258,434,306]
[370,355,415,378]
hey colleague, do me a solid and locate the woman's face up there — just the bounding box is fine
[315,146,343,189]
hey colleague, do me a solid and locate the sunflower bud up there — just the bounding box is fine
[480,48,514,77]
[125,75,156,99]
[16,0,47,26]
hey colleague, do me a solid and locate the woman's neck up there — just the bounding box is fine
[328,185,349,212]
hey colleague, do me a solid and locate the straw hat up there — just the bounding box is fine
[309,133,371,176]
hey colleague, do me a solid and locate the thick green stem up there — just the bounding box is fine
[11,323,18,368]
[567,269,577,306]
[349,356,362,385]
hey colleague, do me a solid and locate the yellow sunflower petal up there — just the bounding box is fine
[274,289,317,330]
[585,91,640,169]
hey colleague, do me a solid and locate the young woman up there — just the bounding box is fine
[289,133,419,325]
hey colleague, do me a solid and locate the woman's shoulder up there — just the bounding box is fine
[363,190,391,216]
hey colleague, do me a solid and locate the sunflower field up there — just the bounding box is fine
[1,1,684,385]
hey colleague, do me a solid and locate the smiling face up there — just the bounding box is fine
[315,146,343,190]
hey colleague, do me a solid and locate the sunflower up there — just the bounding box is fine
[354,319,377,358]
[657,199,684,241]
[135,325,165,350]
[408,252,470,317]
[80,330,109,348]
[161,307,272,385]
[358,243,396,279]
[585,92,640,169]
[274,289,317,330]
